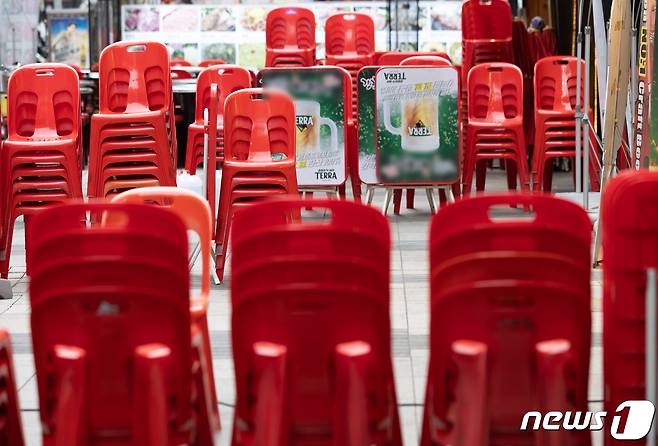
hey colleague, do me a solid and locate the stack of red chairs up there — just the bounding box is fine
[215,89,298,282]
[27,202,216,445]
[422,194,592,445]
[265,7,316,67]
[88,41,177,200]
[602,171,658,443]
[185,65,252,175]
[112,186,220,431]
[463,63,530,195]
[0,329,24,445]
[230,199,402,445]
[325,13,375,203]
[461,0,514,86]
[1,63,83,278]
[533,56,601,192]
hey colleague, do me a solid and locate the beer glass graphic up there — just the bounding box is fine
[295,100,339,154]
[383,96,441,153]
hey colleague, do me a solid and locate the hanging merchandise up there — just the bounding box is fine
[635,0,656,170]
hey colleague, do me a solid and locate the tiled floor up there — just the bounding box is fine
[0,169,603,445]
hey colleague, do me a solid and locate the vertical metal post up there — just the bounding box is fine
[575,0,585,194]
[583,27,592,210]
[647,268,657,444]
[202,109,209,201]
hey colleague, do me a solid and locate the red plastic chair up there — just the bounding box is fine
[1,63,83,278]
[185,65,252,175]
[27,202,215,446]
[422,193,592,446]
[88,41,177,200]
[199,59,226,67]
[0,329,25,446]
[601,171,658,445]
[230,199,402,445]
[377,51,452,65]
[111,186,220,431]
[265,7,316,67]
[461,0,514,86]
[464,63,530,195]
[215,88,298,282]
[532,56,601,192]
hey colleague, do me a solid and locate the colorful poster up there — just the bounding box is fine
[357,67,379,184]
[48,10,90,69]
[376,66,459,184]
[120,2,462,68]
[260,67,348,187]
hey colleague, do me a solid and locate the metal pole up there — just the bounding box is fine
[202,108,209,201]
[647,268,657,444]
[575,7,584,194]
[583,26,592,210]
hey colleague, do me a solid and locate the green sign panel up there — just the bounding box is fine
[375,66,459,185]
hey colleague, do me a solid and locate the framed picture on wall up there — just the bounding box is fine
[47,9,90,69]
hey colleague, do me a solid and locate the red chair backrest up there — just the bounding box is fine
[98,41,171,114]
[199,59,226,67]
[194,65,251,123]
[28,203,192,441]
[0,329,24,446]
[430,194,593,267]
[231,199,396,442]
[325,13,375,57]
[7,63,80,140]
[266,7,316,50]
[377,51,451,65]
[400,55,452,66]
[462,0,513,41]
[223,88,296,162]
[534,56,584,113]
[601,171,658,423]
[467,62,523,122]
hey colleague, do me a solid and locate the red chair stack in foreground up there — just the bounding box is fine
[185,65,252,175]
[112,187,220,431]
[422,194,592,446]
[533,56,601,192]
[464,63,530,195]
[230,199,402,445]
[88,41,177,200]
[601,171,658,446]
[215,89,298,282]
[0,329,25,445]
[27,203,215,446]
[265,7,316,67]
[1,64,83,278]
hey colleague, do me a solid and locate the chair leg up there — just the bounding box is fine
[543,161,554,192]
[475,160,487,192]
[381,189,393,215]
[393,189,402,215]
[54,345,88,446]
[505,159,518,192]
[462,155,477,197]
[134,344,171,446]
[406,189,415,209]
